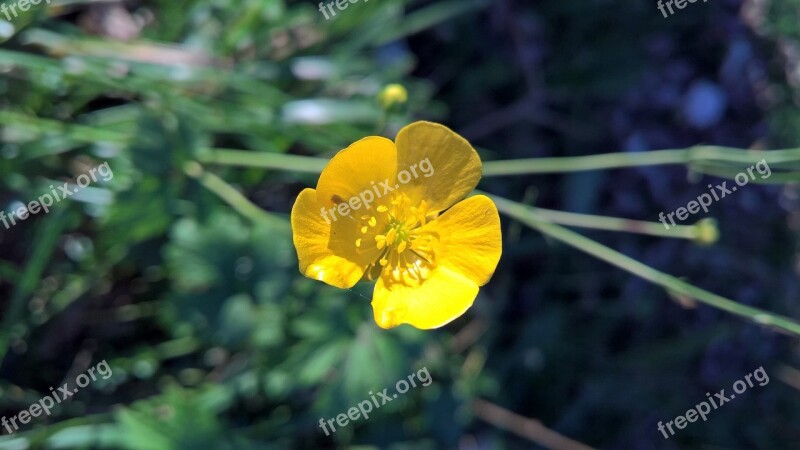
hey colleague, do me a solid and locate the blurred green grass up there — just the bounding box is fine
[2,0,800,448]
[0,0,487,448]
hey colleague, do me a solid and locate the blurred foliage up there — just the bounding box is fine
[760,0,800,146]
[0,0,489,448]
[1,0,800,449]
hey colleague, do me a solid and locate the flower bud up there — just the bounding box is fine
[377,84,408,109]
[694,218,719,245]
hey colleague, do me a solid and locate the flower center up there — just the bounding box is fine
[354,193,437,286]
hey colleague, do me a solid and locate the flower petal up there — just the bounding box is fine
[316,136,397,210]
[371,265,479,329]
[291,188,378,288]
[395,121,482,212]
[419,195,502,286]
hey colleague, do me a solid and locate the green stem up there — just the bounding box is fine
[374,109,389,135]
[481,146,800,180]
[5,109,800,182]
[197,148,326,173]
[183,162,289,229]
[484,148,692,175]
[488,193,800,336]
[0,106,800,183]
[199,149,700,238]
[530,207,698,240]
[196,146,800,183]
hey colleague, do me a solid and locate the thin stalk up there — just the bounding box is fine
[198,149,326,173]
[196,148,704,240]
[530,207,698,240]
[489,193,800,336]
[197,146,800,183]
[6,110,800,181]
[483,149,693,175]
[481,146,800,178]
[183,162,289,229]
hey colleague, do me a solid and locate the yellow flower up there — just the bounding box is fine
[290,121,502,329]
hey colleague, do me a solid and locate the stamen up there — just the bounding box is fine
[365,193,438,286]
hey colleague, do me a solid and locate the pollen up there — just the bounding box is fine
[357,193,439,287]
[385,228,397,245]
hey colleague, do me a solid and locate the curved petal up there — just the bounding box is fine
[291,188,378,288]
[395,121,482,213]
[371,265,479,329]
[316,136,398,210]
[419,195,502,286]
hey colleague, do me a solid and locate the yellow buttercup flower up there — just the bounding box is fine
[290,121,502,329]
